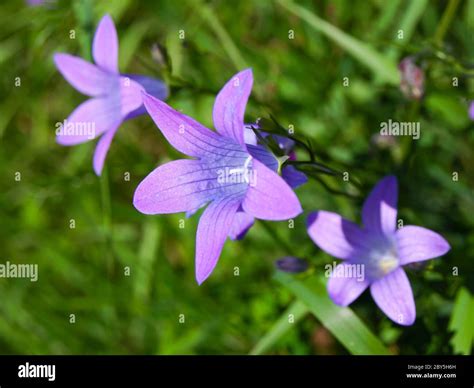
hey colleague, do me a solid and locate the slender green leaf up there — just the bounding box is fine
[275,272,391,355]
[386,0,429,59]
[250,300,309,355]
[449,288,474,355]
[194,0,248,71]
[277,0,400,85]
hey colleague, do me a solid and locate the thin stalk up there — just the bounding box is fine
[434,0,461,45]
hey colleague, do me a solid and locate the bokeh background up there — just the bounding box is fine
[0,0,473,355]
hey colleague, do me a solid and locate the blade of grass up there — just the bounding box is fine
[250,300,309,355]
[434,0,461,45]
[275,272,392,355]
[386,0,428,60]
[277,0,399,85]
[371,0,401,38]
[194,0,247,71]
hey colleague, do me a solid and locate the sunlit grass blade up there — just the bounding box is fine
[275,272,391,355]
[250,300,309,355]
[449,288,474,355]
[277,0,399,85]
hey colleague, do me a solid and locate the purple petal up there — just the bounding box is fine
[195,197,242,284]
[307,211,372,260]
[127,74,168,102]
[118,76,145,116]
[271,134,295,154]
[247,144,279,171]
[213,69,253,147]
[93,124,120,176]
[242,159,302,220]
[469,101,474,121]
[142,93,242,158]
[133,159,247,215]
[54,53,115,97]
[243,124,258,145]
[327,263,369,306]
[282,165,308,188]
[56,98,121,145]
[92,14,118,74]
[362,175,398,237]
[370,267,416,326]
[228,211,255,240]
[396,225,450,265]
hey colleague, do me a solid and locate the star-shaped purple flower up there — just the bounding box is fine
[307,176,450,326]
[133,69,303,284]
[54,14,168,175]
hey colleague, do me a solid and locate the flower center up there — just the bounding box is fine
[363,243,399,281]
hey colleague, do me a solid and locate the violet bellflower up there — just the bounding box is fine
[307,176,450,326]
[133,69,303,284]
[54,14,168,175]
[469,101,474,120]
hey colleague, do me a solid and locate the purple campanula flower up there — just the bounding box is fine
[133,69,303,284]
[54,14,168,175]
[307,176,450,326]
[469,101,474,120]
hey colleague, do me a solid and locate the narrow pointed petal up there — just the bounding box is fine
[242,159,302,220]
[133,159,247,215]
[92,14,118,74]
[362,175,398,237]
[195,197,242,284]
[213,69,253,147]
[469,101,474,120]
[396,225,450,265]
[327,263,369,306]
[228,211,255,240]
[282,166,308,188]
[370,267,416,326]
[54,53,114,96]
[307,211,373,260]
[142,93,241,159]
[93,124,120,176]
[57,98,121,145]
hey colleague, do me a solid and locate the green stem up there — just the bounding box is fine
[260,221,293,253]
[100,167,114,276]
[434,0,460,45]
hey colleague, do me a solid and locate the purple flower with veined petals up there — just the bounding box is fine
[133,69,303,284]
[54,14,168,175]
[307,176,450,326]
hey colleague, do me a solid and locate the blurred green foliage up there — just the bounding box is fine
[0,0,472,355]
